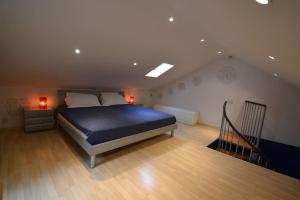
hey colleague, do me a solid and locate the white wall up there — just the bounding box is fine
[154,58,300,147]
[123,88,154,107]
[0,86,153,128]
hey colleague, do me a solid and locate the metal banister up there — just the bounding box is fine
[218,101,274,169]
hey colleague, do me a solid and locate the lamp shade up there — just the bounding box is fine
[39,97,47,110]
[129,96,135,104]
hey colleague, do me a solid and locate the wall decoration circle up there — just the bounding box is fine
[191,76,202,86]
[216,66,237,84]
[167,88,173,95]
[177,82,186,90]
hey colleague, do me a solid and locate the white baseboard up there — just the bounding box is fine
[154,104,199,126]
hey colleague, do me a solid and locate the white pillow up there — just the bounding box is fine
[65,93,101,108]
[101,92,127,106]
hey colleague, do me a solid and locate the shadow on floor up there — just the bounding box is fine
[59,128,185,180]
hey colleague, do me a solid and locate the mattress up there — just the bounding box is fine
[57,104,176,145]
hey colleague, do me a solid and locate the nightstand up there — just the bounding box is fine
[23,107,55,132]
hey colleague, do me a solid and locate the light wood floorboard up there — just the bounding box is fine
[0,123,299,200]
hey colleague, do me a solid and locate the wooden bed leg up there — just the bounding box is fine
[90,155,96,168]
[171,130,174,137]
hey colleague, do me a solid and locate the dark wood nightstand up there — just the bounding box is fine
[23,107,55,132]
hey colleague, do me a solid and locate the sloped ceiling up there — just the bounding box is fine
[0,0,299,89]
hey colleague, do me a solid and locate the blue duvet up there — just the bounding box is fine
[58,104,176,145]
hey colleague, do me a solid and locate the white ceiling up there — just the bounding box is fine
[0,0,299,89]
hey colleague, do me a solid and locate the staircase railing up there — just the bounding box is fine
[217,101,272,169]
[241,101,266,148]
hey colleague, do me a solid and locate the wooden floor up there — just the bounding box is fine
[1,124,300,200]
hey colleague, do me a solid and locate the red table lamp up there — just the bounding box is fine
[39,97,47,110]
[129,96,135,104]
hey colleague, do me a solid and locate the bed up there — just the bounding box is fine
[56,89,177,168]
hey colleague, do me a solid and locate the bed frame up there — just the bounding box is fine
[56,89,177,168]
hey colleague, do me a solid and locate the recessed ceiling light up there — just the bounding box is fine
[200,39,205,42]
[274,73,279,77]
[218,51,222,54]
[169,17,174,22]
[133,62,138,66]
[256,0,270,5]
[268,56,275,60]
[145,63,174,78]
[74,49,80,54]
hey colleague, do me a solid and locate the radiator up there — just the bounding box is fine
[154,104,199,126]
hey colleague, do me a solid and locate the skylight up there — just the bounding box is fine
[145,63,174,78]
[268,56,275,60]
[256,0,270,5]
